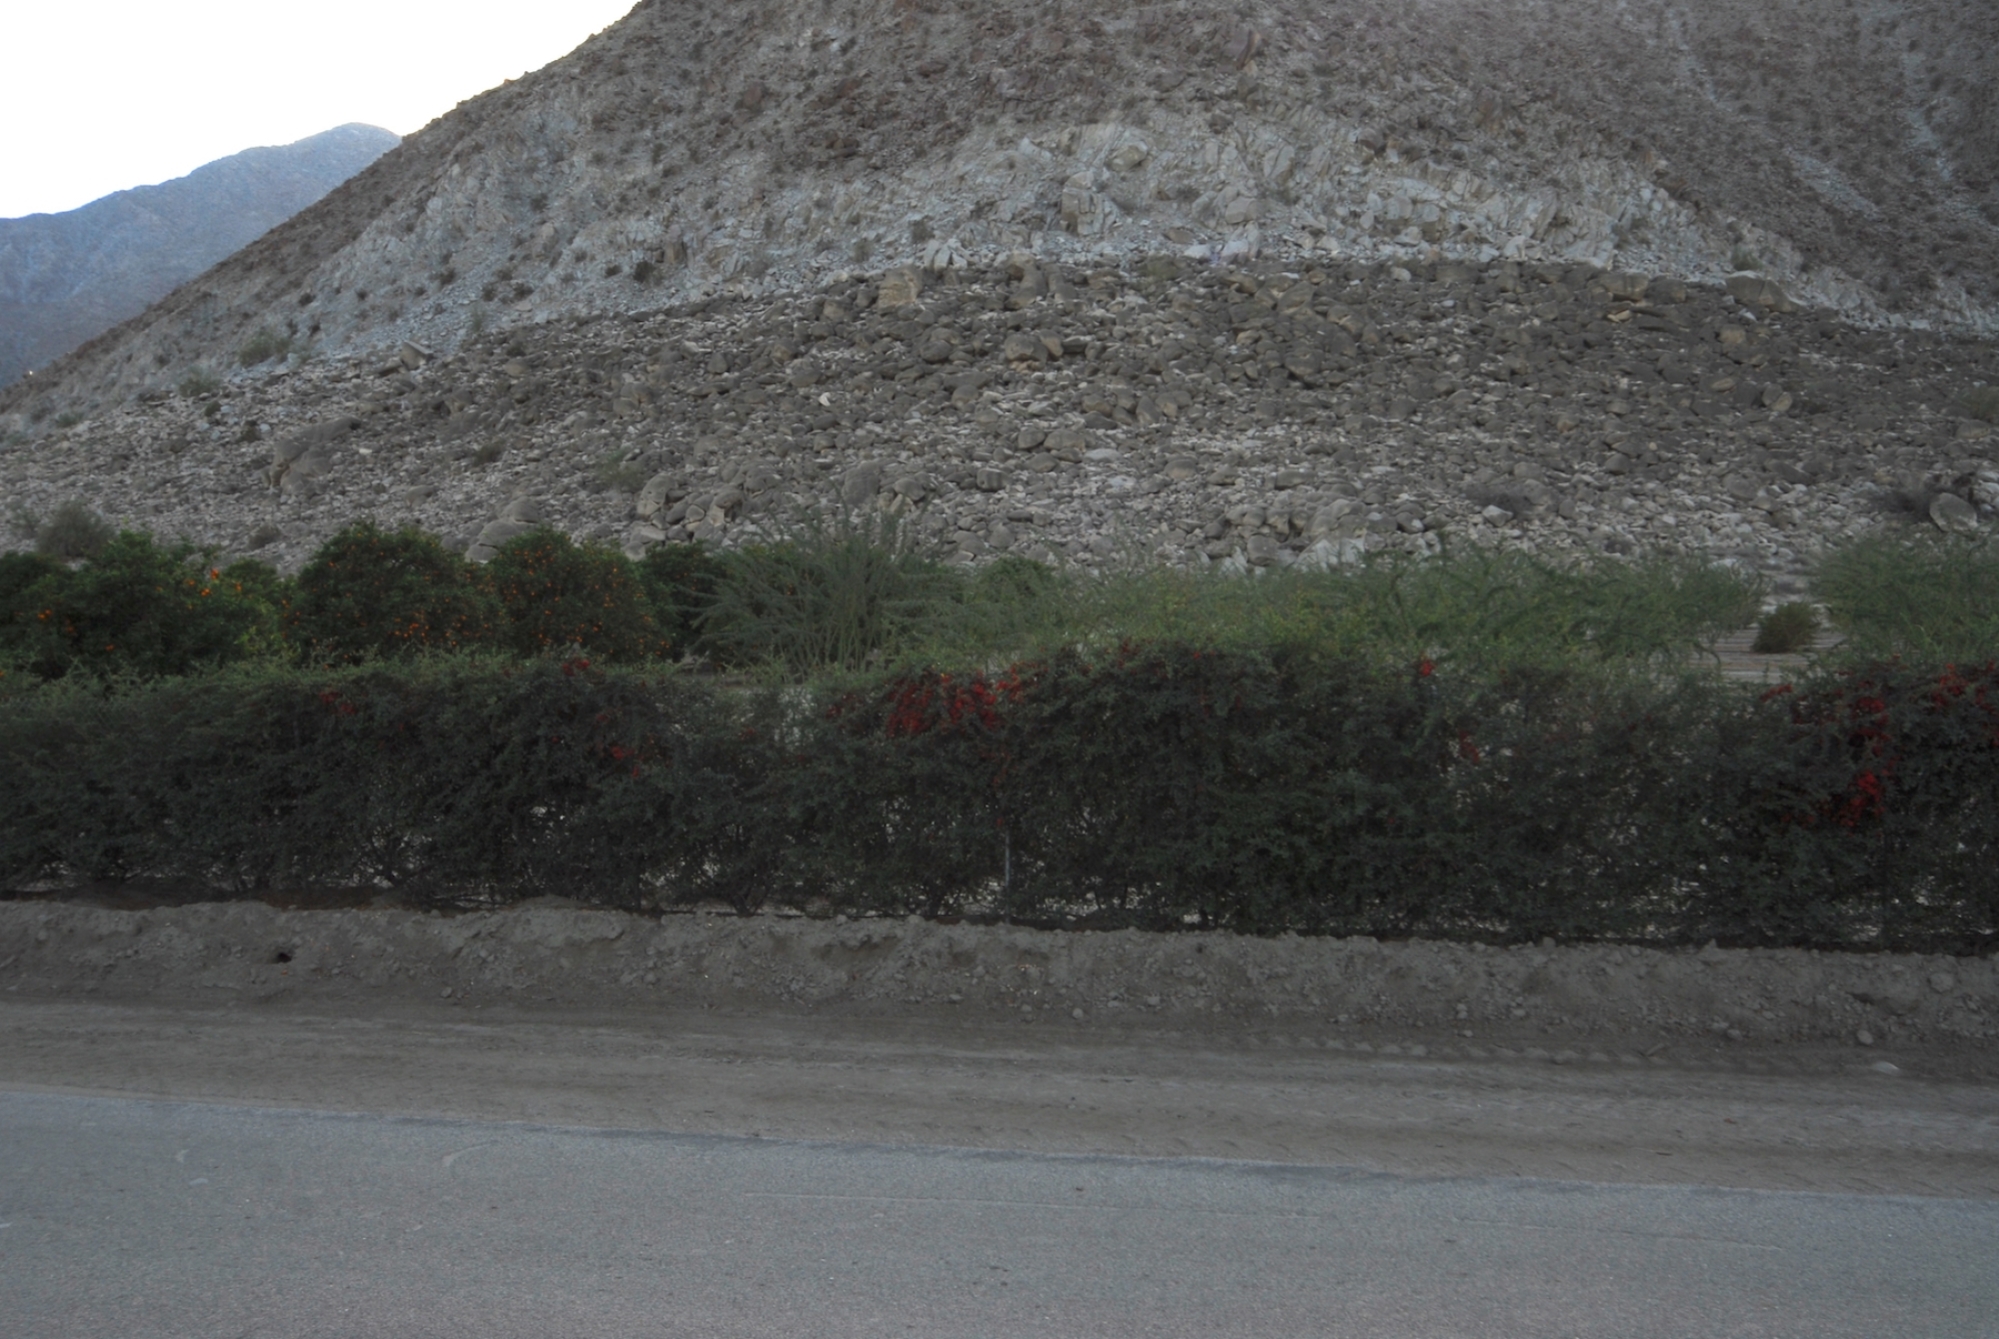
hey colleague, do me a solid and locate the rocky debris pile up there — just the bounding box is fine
[3,256,1994,580]
[3,0,1993,419]
[2,899,1992,1051]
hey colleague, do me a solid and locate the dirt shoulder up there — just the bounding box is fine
[3,899,1995,1198]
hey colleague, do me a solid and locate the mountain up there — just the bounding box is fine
[0,0,1992,590]
[2,0,1993,424]
[0,124,399,389]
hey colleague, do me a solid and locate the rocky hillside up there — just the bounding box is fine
[5,253,1992,585]
[2,0,1993,427]
[0,125,398,390]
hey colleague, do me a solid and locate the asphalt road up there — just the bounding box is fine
[3,1090,1995,1339]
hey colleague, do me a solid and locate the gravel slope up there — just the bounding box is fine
[6,255,1993,580]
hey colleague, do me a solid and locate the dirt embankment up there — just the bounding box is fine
[3,899,1991,1051]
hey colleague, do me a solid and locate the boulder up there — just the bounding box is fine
[1002,332,1050,363]
[466,519,534,563]
[840,461,885,505]
[1600,272,1649,302]
[1726,273,1796,313]
[875,267,925,309]
[1930,492,1978,535]
[635,473,676,520]
[265,416,360,490]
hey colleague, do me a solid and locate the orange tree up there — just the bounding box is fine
[484,527,665,662]
[289,521,498,664]
[0,533,281,680]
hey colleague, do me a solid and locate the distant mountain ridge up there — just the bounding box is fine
[0,124,399,388]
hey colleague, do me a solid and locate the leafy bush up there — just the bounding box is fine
[635,543,730,657]
[0,531,282,681]
[0,659,729,902]
[485,527,664,662]
[0,552,60,610]
[33,500,115,560]
[288,521,498,664]
[4,651,1995,949]
[1753,602,1819,653]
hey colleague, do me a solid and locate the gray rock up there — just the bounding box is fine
[1930,492,1977,534]
[265,416,360,489]
[840,462,884,505]
[1599,272,1649,302]
[635,473,676,520]
[466,519,534,562]
[875,268,925,309]
[1725,273,1795,312]
[498,497,542,523]
[1002,332,1050,363]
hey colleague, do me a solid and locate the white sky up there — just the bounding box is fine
[0,0,639,219]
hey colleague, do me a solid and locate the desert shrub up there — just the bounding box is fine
[971,554,1066,607]
[1753,602,1820,653]
[1815,535,1999,660]
[1730,246,1763,272]
[178,368,220,397]
[289,522,499,664]
[484,527,664,662]
[1962,386,1999,424]
[634,543,730,657]
[902,547,1762,675]
[34,500,115,560]
[237,328,292,366]
[698,515,964,673]
[0,531,283,681]
[5,503,40,543]
[594,450,649,494]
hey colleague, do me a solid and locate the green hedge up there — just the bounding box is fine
[3,649,1995,950]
